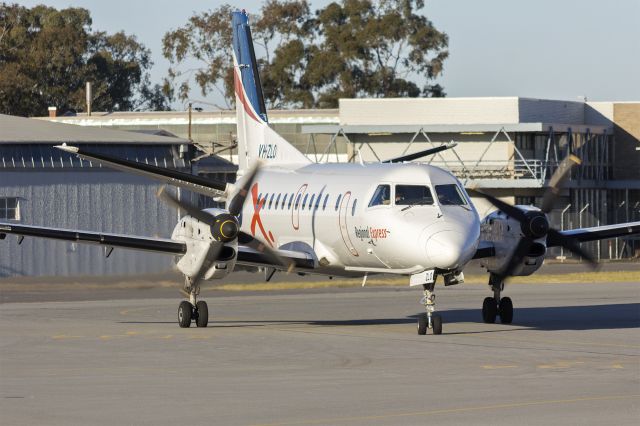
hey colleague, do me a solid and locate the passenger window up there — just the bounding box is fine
[309,194,315,210]
[257,193,263,208]
[315,194,321,209]
[323,194,329,210]
[281,194,287,209]
[335,194,342,211]
[368,184,391,207]
[352,199,357,216]
[268,193,275,209]
[295,194,301,209]
[275,193,281,209]
[395,185,434,206]
[302,194,308,209]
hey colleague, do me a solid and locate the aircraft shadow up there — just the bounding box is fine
[119,303,640,332]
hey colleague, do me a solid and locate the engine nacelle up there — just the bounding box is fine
[479,206,546,277]
[171,209,238,281]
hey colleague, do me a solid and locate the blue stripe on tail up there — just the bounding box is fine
[232,11,268,123]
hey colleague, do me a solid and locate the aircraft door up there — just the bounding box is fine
[338,191,359,257]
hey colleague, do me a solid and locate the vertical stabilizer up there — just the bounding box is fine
[231,10,311,172]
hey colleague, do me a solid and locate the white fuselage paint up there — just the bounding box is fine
[236,162,481,277]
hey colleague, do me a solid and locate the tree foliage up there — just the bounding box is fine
[0,3,171,117]
[162,0,448,109]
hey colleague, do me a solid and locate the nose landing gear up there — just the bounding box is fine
[418,283,442,335]
[482,274,513,324]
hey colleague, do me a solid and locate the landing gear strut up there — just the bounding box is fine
[418,283,442,335]
[178,278,209,328]
[482,273,513,324]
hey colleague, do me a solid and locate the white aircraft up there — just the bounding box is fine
[2,11,639,334]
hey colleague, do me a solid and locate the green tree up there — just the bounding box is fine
[0,3,171,117]
[162,0,447,109]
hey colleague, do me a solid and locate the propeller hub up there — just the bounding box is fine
[211,214,239,243]
[523,212,549,239]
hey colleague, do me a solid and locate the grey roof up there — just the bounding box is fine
[301,123,610,135]
[0,114,189,145]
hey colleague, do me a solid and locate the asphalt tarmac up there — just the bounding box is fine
[1,281,639,425]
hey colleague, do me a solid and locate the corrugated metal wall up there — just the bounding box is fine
[0,170,182,277]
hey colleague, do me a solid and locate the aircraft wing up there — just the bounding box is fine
[0,223,186,255]
[472,241,496,259]
[55,145,230,198]
[236,246,316,270]
[546,221,640,246]
[0,222,315,271]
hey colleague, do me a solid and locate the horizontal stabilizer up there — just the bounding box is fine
[382,142,457,163]
[55,144,229,198]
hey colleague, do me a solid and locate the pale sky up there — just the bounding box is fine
[14,0,640,110]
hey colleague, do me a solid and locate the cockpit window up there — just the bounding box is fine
[395,185,434,206]
[368,184,391,207]
[435,184,467,205]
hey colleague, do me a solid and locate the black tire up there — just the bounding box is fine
[417,313,427,335]
[482,297,497,323]
[499,297,513,324]
[432,314,443,335]
[196,301,209,328]
[178,301,192,328]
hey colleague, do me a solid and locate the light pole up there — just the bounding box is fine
[560,203,571,262]
[615,201,625,259]
[578,203,590,263]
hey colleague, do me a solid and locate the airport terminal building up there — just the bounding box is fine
[1,97,638,277]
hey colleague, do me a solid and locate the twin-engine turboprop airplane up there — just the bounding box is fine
[2,10,639,334]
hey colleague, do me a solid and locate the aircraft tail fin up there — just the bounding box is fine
[231,10,310,172]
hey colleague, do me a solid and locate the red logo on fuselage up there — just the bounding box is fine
[250,183,275,246]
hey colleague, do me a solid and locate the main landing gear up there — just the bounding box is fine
[482,273,513,324]
[178,279,209,328]
[417,283,442,335]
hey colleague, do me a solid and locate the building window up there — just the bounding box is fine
[0,197,19,220]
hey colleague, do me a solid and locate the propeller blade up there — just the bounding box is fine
[540,155,581,213]
[238,231,294,271]
[547,228,597,268]
[157,186,214,224]
[467,189,528,223]
[497,238,532,283]
[189,242,224,290]
[227,163,261,216]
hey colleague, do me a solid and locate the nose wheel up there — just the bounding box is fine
[417,284,443,335]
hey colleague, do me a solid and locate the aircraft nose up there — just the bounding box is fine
[425,230,473,270]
